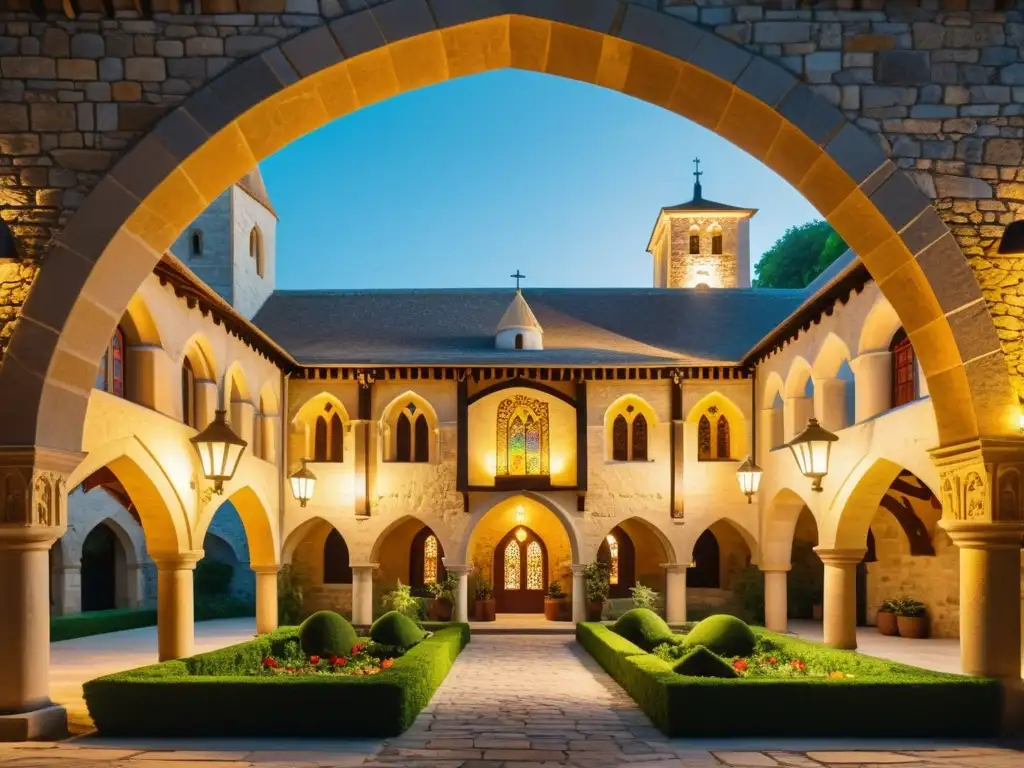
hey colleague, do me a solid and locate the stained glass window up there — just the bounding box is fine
[96,349,108,391]
[526,540,543,590]
[504,539,521,589]
[525,416,541,475]
[111,327,125,397]
[698,415,712,460]
[508,415,526,475]
[607,534,619,585]
[632,414,648,461]
[496,396,550,476]
[612,415,628,461]
[716,415,730,459]
[424,535,438,585]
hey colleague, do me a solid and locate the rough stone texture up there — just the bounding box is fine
[0,1,1023,399]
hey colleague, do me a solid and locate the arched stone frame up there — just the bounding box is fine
[62,513,148,610]
[688,223,701,255]
[255,382,279,463]
[180,332,218,428]
[281,514,360,566]
[682,516,759,592]
[368,512,456,568]
[249,225,264,278]
[587,515,677,566]
[709,221,723,256]
[858,298,903,356]
[457,491,582,567]
[685,390,747,461]
[5,6,1013,480]
[782,356,815,442]
[379,390,439,464]
[761,371,786,451]
[409,525,447,590]
[761,487,816,569]
[193,483,280,570]
[293,391,350,463]
[811,333,856,432]
[223,360,252,432]
[602,394,657,462]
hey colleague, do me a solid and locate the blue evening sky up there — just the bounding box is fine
[261,70,819,291]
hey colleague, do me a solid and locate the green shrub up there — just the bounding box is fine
[371,611,426,649]
[629,583,659,611]
[51,608,158,642]
[613,608,676,651]
[672,646,738,679]
[278,564,304,625]
[684,614,756,657]
[194,596,254,621]
[194,559,234,596]
[298,611,358,658]
[383,581,422,620]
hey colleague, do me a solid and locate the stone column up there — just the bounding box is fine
[253,565,279,634]
[762,567,790,634]
[814,378,847,433]
[154,552,200,661]
[351,564,377,626]
[230,400,255,445]
[447,564,472,624]
[570,564,587,623]
[783,396,813,442]
[195,380,218,430]
[944,522,1024,678]
[0,450,73,740]
[849,351,891,423]
[815,548,863,650]
[662,564,687,625]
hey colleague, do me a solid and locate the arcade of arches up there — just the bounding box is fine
[2,0,1024,741]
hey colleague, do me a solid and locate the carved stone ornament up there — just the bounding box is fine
[0,447,77,532]
[932,438,1024,525]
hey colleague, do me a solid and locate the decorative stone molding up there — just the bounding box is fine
[0,446,80,534]
[931,438,1024,525]
[813,547,867,567]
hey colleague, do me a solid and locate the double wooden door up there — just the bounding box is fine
[493,526,547,613]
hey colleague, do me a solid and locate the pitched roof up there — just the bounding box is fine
[497,290,542,333]
[236,167,276,217]
[251,288,805,367]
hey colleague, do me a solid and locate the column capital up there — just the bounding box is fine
[350,562,379,572]
[152,551,203,570]
[0,446,79,537]
[251,564,281,575]
[814,547,865,566]
[661,563,688,574]
[760,563,792,573]
[930,436,1024,525]
[570,563,588,575]
[443,563,472,574]
[939,520,1024,549]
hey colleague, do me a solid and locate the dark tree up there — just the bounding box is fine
[753,220,848,288]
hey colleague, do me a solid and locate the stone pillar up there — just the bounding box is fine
[783,395,813,442]
[762,567,790,634]
[351,564,377,626]
[662,564,687,625]
[447,564,472,624]
[0,451,73,740]
[814,378,847,433]
[353,421,369,517]
[571,564,586,623]
[230,400,255,445]
[815,548,863,650]
[154,552,200,661]
[253,565,279,634]
[195,380,218,430]
[849,351,891,423]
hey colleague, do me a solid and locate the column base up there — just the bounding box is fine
[0,704,68,742]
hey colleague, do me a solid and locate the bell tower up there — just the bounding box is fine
[646,159,757,289]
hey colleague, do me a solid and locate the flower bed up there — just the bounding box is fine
[577,622,1003,737]
[83,623,469,737]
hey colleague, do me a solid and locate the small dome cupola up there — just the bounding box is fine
[496,271,543,350]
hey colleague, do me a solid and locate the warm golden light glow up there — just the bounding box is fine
[786,417,838,492]
[735,455,763,504]
[190,409,246,493]
[515,527,528,542]
[515,505,526,524]
[288,458,317,507]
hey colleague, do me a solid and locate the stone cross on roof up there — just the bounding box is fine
[511,270,526,291]
[692,157,703,201]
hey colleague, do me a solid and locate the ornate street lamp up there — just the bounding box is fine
[289,458,317,508]
[786,417,839,492]
[735,455,763,504]
[189,409,247,494]
[997,220,1024,255]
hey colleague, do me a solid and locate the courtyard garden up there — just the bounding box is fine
[83,609,469,737]
[578,608,1003,738]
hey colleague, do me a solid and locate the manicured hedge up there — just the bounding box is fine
[51,601,256,642]
[577,623,1003,737]
[83,623,470,737]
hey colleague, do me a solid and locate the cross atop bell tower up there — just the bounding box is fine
[692,157,703,201]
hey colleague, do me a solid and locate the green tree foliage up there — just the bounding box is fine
[753,220,848,288]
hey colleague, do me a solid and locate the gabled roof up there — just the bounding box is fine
[646,181,757,252]
[497,290,543,333]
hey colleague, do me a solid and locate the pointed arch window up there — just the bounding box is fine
[504,539,521,590]
[716,415,730,459]
[396,411,412,462]
[190,230,203,258]
[329,413,343,462]
[249,226,264,278]
[423,534,438,585]
[890,329,916,408]
[606,534,619,585]
[631,414,648,461]
[314,416,328,462]
[612,415,628,461]
[496,396,550,476]
[323,529,352,584]
[698,415,712,460]
[181,358,196,428]
[414,415,430,463]
[96,326,127,399]
[526,540,543,590]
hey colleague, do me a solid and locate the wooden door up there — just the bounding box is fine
[493,526,547,613]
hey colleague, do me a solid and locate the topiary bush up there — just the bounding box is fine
[672,646,738,679]
[298,611,358,658]
[613,608,677,651]
[684,614,756,658]
[371,610,427,650]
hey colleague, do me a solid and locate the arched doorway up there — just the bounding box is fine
[597,526,636,599]
[81,523,120,612]
[493,526,547,613]
[410,526,447,593]
[689,531,720,589]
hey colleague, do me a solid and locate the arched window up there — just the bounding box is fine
[716,415,730,459]
[598,526,635,598]
[414,415,429,463]
[96,326,127,398]
[249,226,264,278]
[504,539,521,590]
[698,415,712,461]
[410,527,446,589]
[612,415,628,461]
[526,540,543,590]
[631,414,648,461]
[423,534,439,585]
[314,416,328,462]
[689,228,700,254]
[515,333,523,350]
[710,225,723,255]
[329,413,343,462]
[396,412,412,462]
[190,230,203,258]
[496,396,550,477]
[181,358,196,428]
[890,329,916,408]
[323,529,352,584]
[606,533,619,585]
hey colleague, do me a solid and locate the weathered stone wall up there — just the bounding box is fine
[169,190,233,302]
[667,215,744,289]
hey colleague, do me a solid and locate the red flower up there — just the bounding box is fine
[381,658,394,669]
[732,659,748,672]
[791,659,806,670]
[768,657,777,665]
[337,656,348,666]
[352,643,364,654]
[329,656,340,665]
[262,657,278,669]
[309,655,320,665]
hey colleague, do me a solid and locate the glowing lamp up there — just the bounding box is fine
[515,505,526,524]
[786,417,839,492]
[289,459,317,508]
[189,409,246,494]
[997,220,1024,255]
[735,455,763,504]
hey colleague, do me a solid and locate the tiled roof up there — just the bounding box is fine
[251,288,805,367]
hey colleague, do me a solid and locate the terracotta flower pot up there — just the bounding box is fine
[586,600,604,622]
[896,614,929,639]
[427,598,453,622]
[544,597,569,621]
[876,610,899,636]
[474,599,496,622]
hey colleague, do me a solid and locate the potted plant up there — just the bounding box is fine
[894,596,929,638]
[427,573,457,622]
[876,598,899,636]
[544,581,570,621]
[583,562,610,621]
[474,580,496,622]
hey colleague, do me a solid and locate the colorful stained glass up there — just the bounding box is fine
[526,540,543,590]
[504,539,520,589]
[495,395,550,476]
[607,534,619,585]
[96,349,108,391]
[508,416,526,475]
[525,416,541,475]
[424,535,438,585]
[111,327,124,397]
